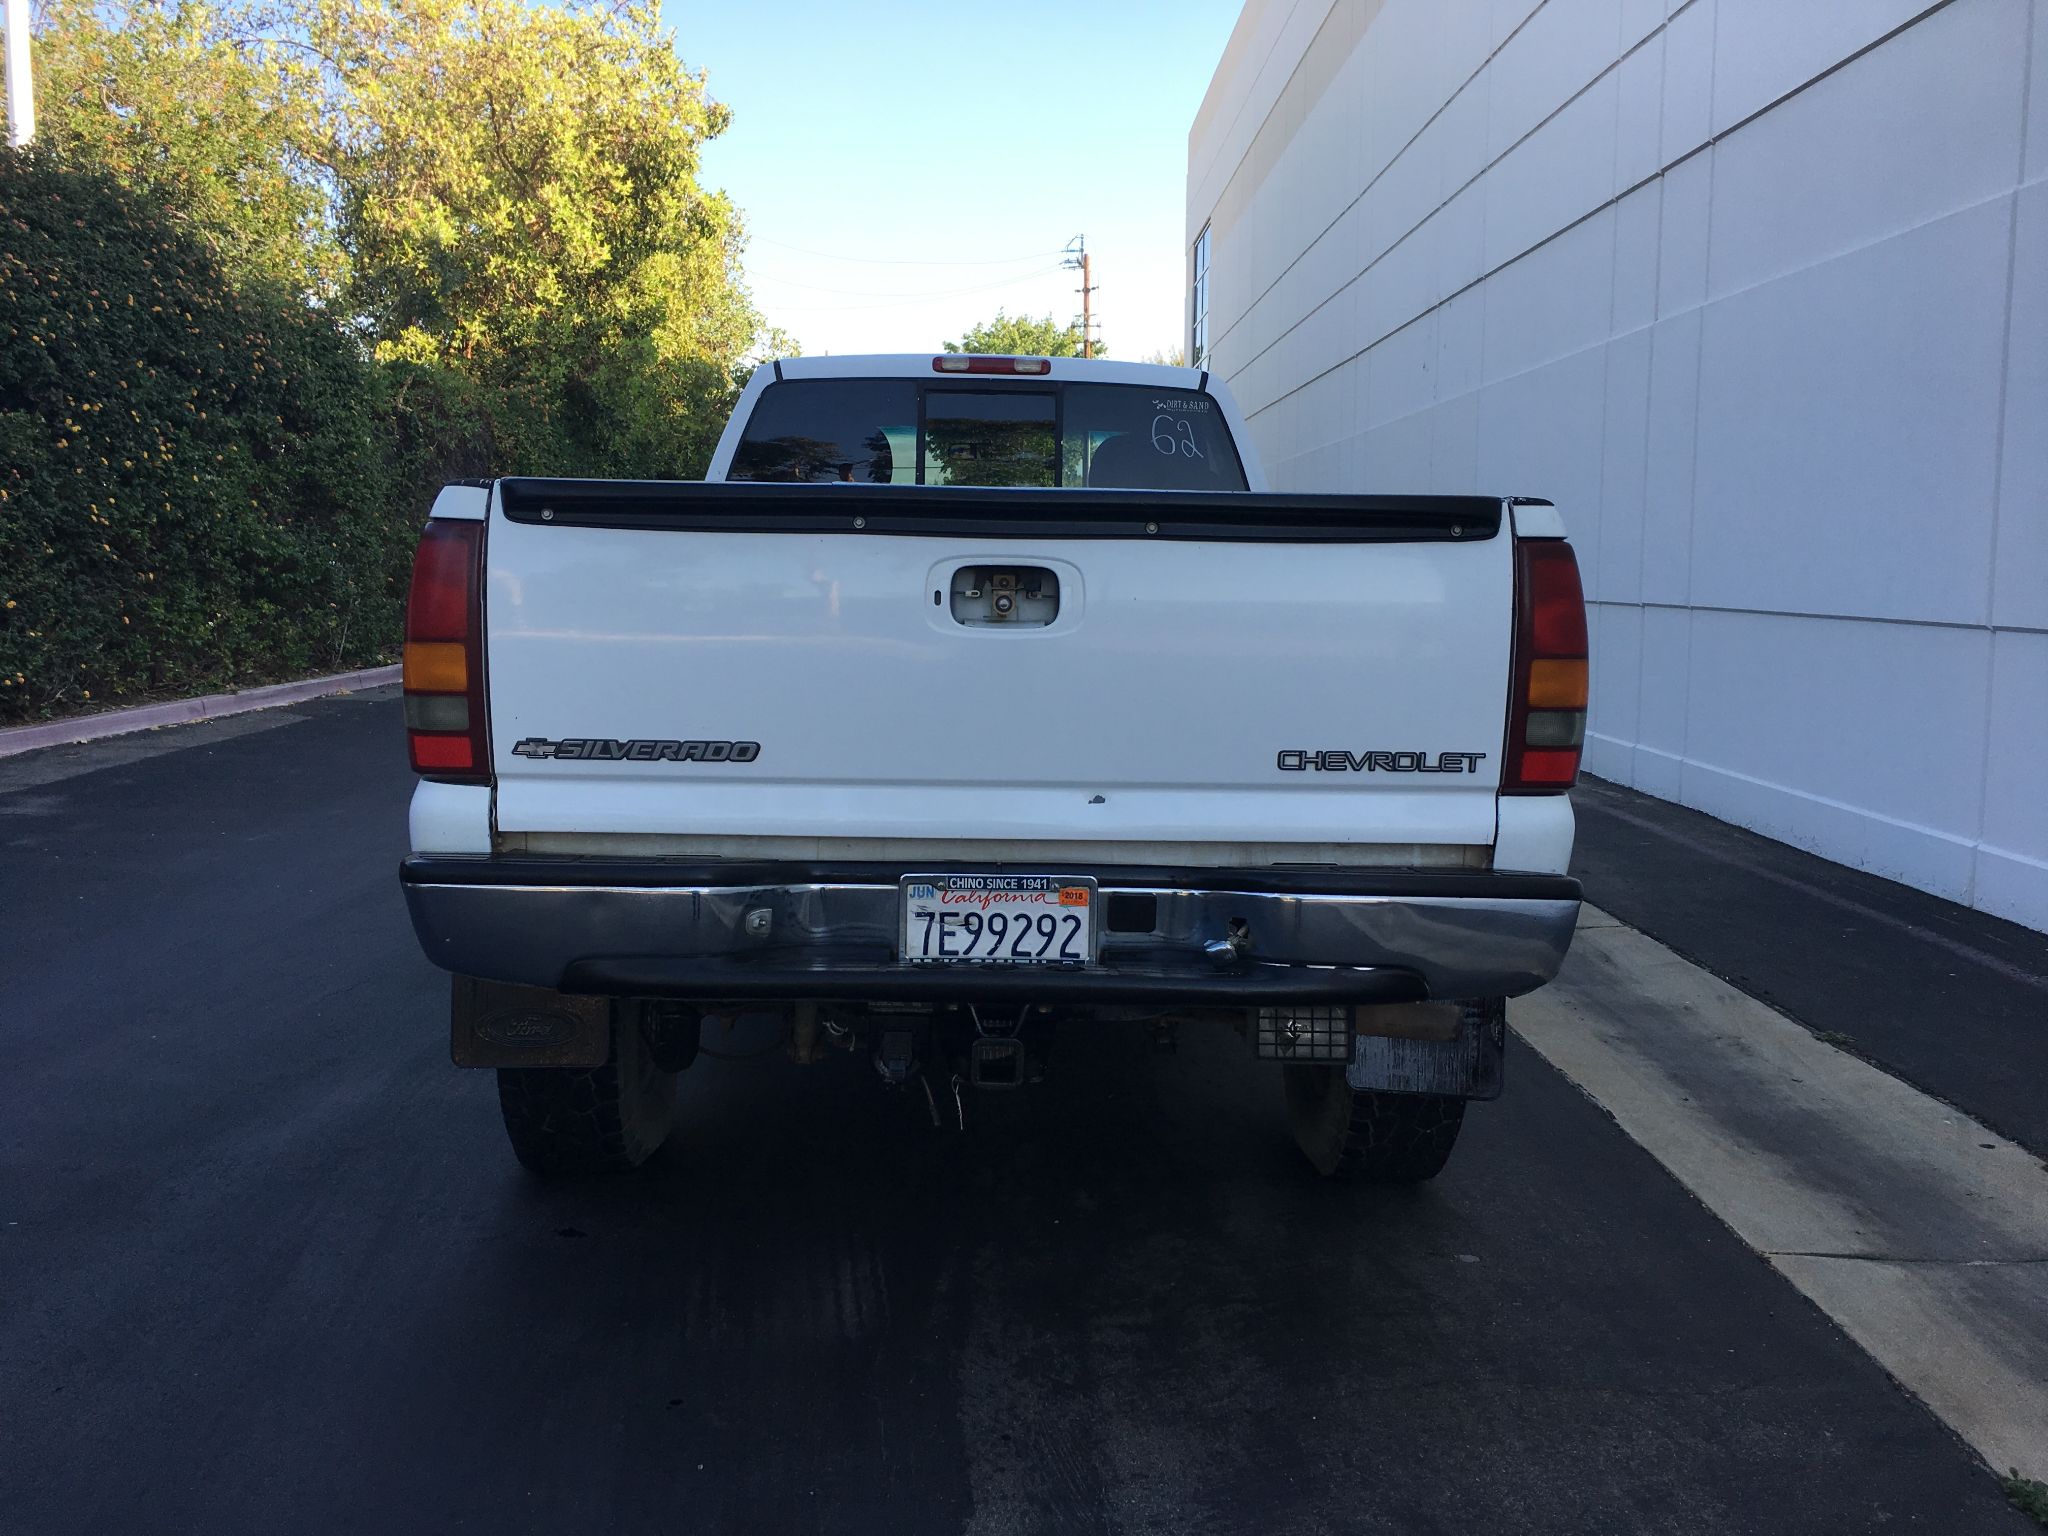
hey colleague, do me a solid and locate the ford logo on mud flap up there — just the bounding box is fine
[476,1010,579,1050]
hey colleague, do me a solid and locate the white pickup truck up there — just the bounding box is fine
[399,354,1585,1181]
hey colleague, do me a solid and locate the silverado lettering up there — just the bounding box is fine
[510,737,761,763]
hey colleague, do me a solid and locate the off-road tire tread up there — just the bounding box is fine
[1331,1089,1464,1182]
[496,1009,675,1177]
[1285,1066,1466,1183]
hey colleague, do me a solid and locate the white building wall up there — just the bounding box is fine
[1188,0,2048,931]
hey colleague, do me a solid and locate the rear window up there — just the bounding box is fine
[726,378,1248,491]
[725,378,918,483]
[925,390,1056,487]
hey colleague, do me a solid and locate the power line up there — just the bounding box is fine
[747,266,1067,300]
[750,236,1068,268]
[763,266,1066,313]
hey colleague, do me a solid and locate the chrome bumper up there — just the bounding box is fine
[400,858,1580,1005]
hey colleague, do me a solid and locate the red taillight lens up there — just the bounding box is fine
[1504,539,1587,794]
[403,518,488,782]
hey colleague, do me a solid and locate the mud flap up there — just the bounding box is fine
[450,976,610,1068]
[1346,998,1505,1100]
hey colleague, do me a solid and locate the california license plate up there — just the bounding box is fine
[899,875,1095,966]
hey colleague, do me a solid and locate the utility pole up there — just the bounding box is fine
[1062,235,1098,359]
[3,0,35,149]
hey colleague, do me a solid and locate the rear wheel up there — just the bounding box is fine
[496,1003,677,1177]
[1283,1065,1465,1183]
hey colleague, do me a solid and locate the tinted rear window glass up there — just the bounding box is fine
[924,390,1057,487]
[726,379,917,483]
[1063,384,1246,491]
[728,377,1248,490]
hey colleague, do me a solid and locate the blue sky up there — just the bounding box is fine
[663,1,1245,361]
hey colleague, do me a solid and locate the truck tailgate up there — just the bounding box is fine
[482,482,1512,861]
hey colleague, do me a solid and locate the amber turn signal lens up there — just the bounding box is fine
[403,640,468,694]
[1527,657,1588,710]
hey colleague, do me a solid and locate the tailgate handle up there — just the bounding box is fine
[948,565,1059,627]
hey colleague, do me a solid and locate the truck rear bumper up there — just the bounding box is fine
[400,857,1580,1005]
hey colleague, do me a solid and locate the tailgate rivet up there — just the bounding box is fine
[1145,521,1159,534]
[540,507,554,521]
[853,516,867,529]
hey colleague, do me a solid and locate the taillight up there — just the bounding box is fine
[1503,539,1587,794]
[403,518,488,781]
[932,355,1051,374]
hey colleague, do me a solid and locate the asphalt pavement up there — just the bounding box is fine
[1,691,2031,1534]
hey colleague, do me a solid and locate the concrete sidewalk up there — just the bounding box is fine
[1520,903,2048,1487]
[0,664,400,758]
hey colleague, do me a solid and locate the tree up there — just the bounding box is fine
[316,0,752,364]
[30,0,775,474]
[1141,345,1187,368]
[8,0,784,718]
[944,310,1103,359]
[308,0,765,474]
[29,0,342,299]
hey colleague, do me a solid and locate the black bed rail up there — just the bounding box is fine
[492,478,1506,543]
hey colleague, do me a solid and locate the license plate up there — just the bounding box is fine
[899,875,1095,966]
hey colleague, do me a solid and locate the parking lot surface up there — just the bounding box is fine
[2,693,2030,1533]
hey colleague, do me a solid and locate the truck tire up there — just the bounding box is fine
[1282,1065,1465,1183]
[496,1004,676,1177]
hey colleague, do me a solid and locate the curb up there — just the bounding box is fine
[0,664,403,759]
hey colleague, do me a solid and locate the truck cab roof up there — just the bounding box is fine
[757,353,1209,391]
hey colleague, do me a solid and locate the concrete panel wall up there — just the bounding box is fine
[1187,0,2048,930]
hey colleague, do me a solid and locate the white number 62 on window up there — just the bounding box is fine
[1150,415,1206,458]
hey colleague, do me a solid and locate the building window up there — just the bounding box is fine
[1190,224,1211,368]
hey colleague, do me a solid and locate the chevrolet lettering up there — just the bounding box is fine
[1276,750,1488,774]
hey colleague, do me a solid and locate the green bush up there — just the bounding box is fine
[0,148,748,723]
[1,152,415,720]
